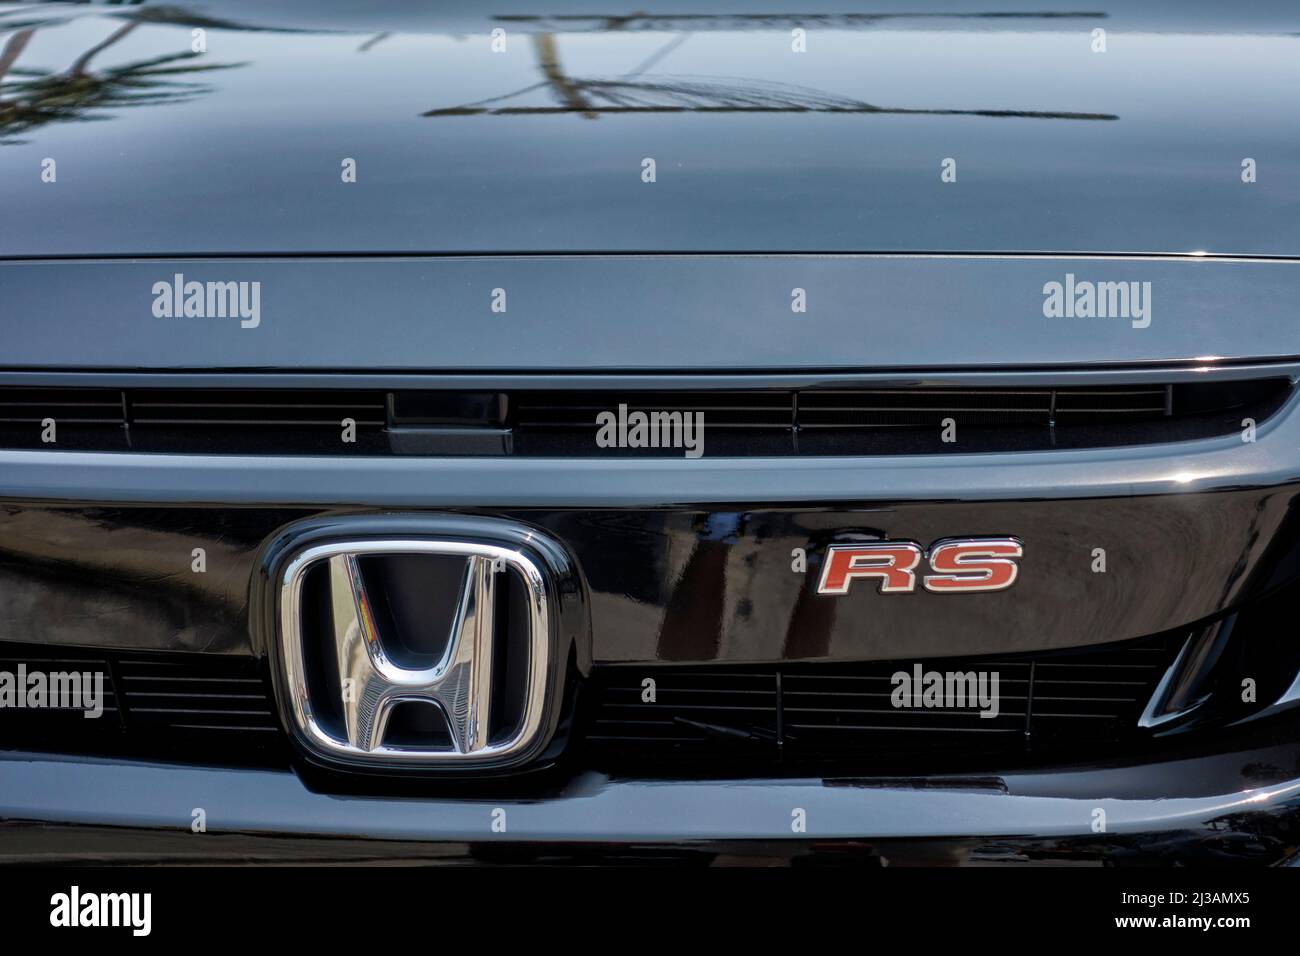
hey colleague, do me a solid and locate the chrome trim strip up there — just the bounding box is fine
[2,753,1299,843]
[1139,621,1233,730]
[1139,634,1195,730]
[0,360,1297,391]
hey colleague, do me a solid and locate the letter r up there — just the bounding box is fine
[818,543,922,594]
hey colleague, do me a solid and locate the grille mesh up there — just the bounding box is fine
[0,380,1285,454]
[0,634,1199,772]
[582,634,1178,771]
[0,652,120,716]
[0,645,282,764]
[127,389,387,428]
[114,656,279,733]
[514,391,794,430]
[0,388,123,424]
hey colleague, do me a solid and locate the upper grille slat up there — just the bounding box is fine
[0,378,1287,455]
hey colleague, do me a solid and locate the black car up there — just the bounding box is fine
[1,0,1299,880]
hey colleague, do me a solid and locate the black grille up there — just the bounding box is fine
[0,644,283,765]
[0,650,121,718]
[511,379,1284,447]
[1053,387,1168,420]
[514,390,794,430]
[0,632,1254,774]
[0,379,1286,455]
[581,634,1179,773]
[128,389,387,429]
[0,388,124,425]
[0,388,387,429]
[798,385,1170,429]
[114,655,280,734]
[0,388,388,454]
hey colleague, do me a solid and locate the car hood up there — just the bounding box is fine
[2,0,1299,258]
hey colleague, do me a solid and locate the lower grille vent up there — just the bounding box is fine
[0,644,283,765]
[114,656,279,734]
[0,632,1233,774]
[581,634,1178,773]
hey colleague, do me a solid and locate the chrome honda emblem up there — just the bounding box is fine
[278,539,551,766]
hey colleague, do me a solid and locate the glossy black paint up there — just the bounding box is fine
[4,0,1300,865]
[1,1,1298,258]
[3,492,1300,665]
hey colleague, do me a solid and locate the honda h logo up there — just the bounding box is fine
[277,538,553,767]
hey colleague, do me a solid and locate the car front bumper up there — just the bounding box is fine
[5,732,1300,866]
